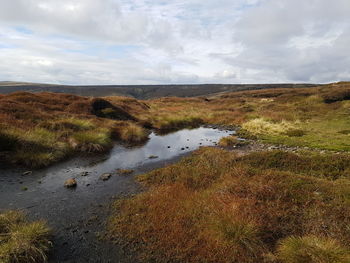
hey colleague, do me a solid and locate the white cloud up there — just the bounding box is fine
[0,0,349,84]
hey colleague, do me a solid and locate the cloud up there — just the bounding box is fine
[0,0,349,84]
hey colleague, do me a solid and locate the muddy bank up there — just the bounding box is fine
[0,127,234,263]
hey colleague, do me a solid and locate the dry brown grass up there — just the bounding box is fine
[0,92,144,167]
[1,82,350,167]
[108,147,350,263]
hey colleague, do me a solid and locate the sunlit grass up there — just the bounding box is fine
[277,235,350,263]
[0,211,51,263]
[109,147,350,262]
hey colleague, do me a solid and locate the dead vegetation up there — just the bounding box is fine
[108,147,350,263]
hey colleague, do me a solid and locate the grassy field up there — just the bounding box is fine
[1,82,349,167]
[1,82,350,262]
[0,211,51,263]
[108,147,350,263]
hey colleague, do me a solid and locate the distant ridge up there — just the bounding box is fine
[0,81,319,99]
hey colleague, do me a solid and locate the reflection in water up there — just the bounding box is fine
[2,127,234,193]
[96,127,234,170]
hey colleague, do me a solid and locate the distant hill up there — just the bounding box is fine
[0,81,319,99]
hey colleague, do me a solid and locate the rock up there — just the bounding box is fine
[148,155,159,159]
[167,146,171,148]
[22,171,32,176]
[81,171,89,176]
[100,173,112,181]
[64,178,77,188]
[181,148,185,150]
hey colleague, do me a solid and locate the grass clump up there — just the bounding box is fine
[114,122,149,144]
[0,211,51,263]
[109,147,350,262]
[72,128,112,152]
[277,235,350,263]
[219,135,247,147]
[242,118,299,136]
[154,116,204,133]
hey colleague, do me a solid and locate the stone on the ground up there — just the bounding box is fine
[81,171,89,176]
[22,171,32,176]
[64,178,77,188]
[100,173,112,181]
[149,155,159,159]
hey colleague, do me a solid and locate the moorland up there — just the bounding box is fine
[1,82,350,262]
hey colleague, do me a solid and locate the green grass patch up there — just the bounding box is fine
[258,118,350,151]
[72,128,112,152]
[114,123,149,144]
[0,211,52,263]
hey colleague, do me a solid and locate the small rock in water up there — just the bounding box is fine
[148,155,159,159]
[22,171,32,176]
[100,173,112,181]
[186,147,189,149]
[167,146,171,148]
[21,186,28,191]
[81,171,89,176]
[64,178,77,188]
[181,148,185,150]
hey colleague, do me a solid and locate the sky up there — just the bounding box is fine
[0,0,349,85]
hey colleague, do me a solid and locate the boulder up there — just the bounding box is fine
[64,178,77,188]
[100,173,112,181]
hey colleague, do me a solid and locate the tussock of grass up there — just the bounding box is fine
[114,122,149,144]
[277,235,350,263]
[0,211,51,263]
[72,128,112,152]
[153,116,204,133]
[109,147,350,262]
[219,135,247,147]
[242,118,299,136]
